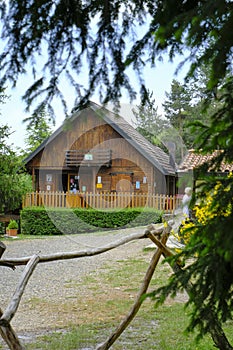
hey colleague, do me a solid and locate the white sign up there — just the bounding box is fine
[84,154,93,160]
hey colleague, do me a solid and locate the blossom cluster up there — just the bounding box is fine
[175,173,232,246]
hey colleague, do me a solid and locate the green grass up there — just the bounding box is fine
[26,304,233,350]
[24,249,233,350]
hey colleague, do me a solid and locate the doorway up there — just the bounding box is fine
[111,172,133,192]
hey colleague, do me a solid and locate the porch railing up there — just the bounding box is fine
[65,149,112,167]
[23,191,182,213]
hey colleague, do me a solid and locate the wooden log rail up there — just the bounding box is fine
[1,218,231,350]
[0,230,151,350]
[96,221,173,350]
[0,223,171,350]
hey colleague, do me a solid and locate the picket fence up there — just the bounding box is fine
[23,191,182,213]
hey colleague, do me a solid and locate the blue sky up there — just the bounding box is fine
[0,54,188,151]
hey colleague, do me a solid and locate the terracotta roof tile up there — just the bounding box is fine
[179,149,233,172]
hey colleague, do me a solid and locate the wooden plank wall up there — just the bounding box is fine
[26,112,166,194]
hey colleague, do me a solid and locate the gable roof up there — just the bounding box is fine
[24,101,176,175]
[179,149,233,172]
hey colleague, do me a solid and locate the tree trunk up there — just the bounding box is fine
[207,315,233,350]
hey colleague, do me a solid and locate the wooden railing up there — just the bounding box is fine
[23,191,182,213]
[65,149,112,167]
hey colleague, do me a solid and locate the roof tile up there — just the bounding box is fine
[179,149,233,172]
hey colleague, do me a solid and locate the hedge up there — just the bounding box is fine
[20,207,163,235]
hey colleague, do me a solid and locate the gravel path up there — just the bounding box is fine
[0,226,151,347]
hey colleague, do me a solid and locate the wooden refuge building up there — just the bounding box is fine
[24,102,177,198]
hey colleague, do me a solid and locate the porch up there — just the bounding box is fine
[23,191,182,213]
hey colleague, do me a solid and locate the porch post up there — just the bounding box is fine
[32,168,36,191]
[92,168,97,193]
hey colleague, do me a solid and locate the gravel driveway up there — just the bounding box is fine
[0,226,151,348]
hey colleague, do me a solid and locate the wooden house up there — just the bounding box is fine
[24,102,177,197]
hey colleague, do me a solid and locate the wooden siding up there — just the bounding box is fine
[25,109,175,195]
[35,162,155,194]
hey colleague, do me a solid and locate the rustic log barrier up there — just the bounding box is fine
[96,221,173,350]
[0,217,232,350]
[0,230,148,350]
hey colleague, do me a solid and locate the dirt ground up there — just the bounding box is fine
[0,226,188,349]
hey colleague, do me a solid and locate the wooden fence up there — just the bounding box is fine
[23,191,182,213]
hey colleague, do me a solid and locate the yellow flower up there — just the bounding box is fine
[175,172,232,246]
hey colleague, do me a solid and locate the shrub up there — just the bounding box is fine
[20,207,163,235]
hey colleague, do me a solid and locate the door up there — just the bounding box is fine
[111,173,133,192]
[68,174,80,193]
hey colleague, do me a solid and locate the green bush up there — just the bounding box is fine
[0,222,4,235]
[20,207,163,235]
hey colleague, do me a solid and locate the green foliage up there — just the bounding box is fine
[0,152,33,213]
[133,90,168,146]
[193,79,233,156]
[144,14,233,346]
[7,219,18,229]
[23,104,54,157]
[160,67,229,165]
[162,71,220,151]
[162,34,233,350]
[154,163,233,343]
[153,1,232,87]
[0,222,4,234]
[20,207,163,235]
[163,80,191,127]
[163,79,193,147]
[1,1,232,112]
[0,108,33,214]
